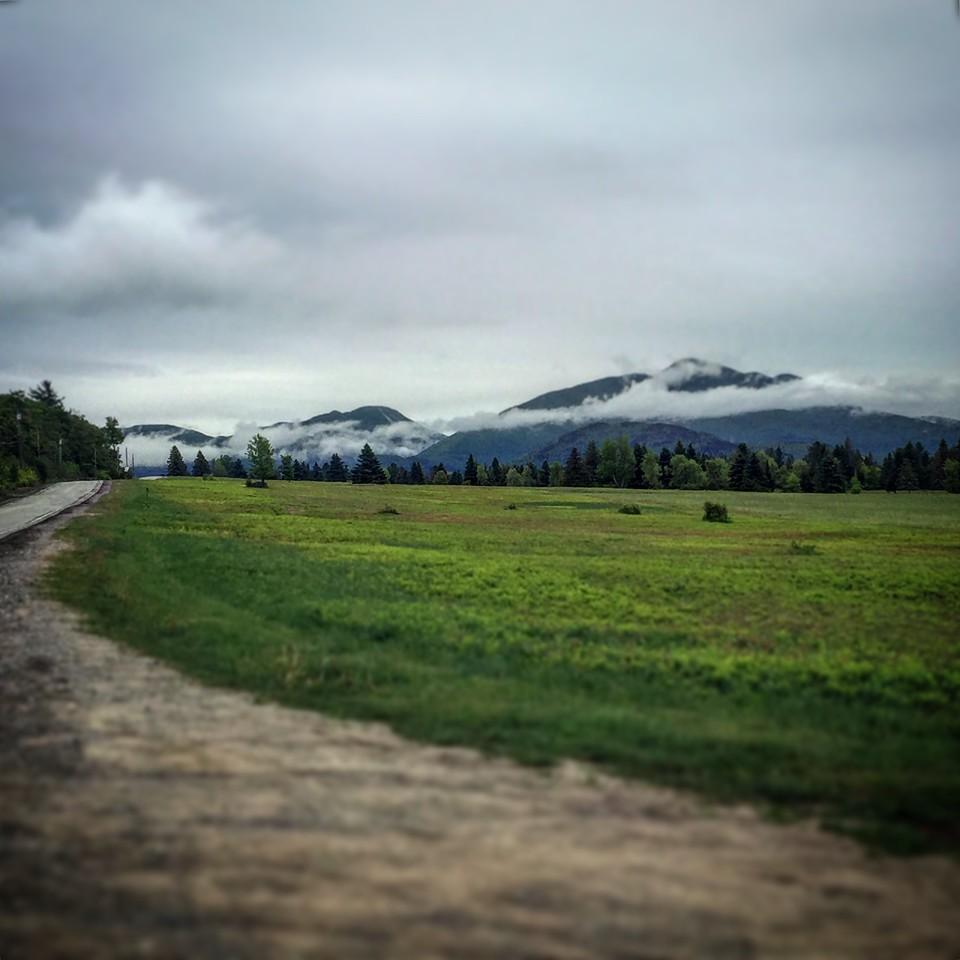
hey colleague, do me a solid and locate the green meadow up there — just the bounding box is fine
[49,480,960,853]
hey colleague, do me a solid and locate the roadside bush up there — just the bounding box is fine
[617,503,642,515]
[702,501,730,523]
[17,467,40,488]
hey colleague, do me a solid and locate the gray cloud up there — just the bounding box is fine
[1,0,958,429]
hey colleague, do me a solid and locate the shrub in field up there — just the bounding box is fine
[245,478,268,488]
[617,504,642,515]
[377,505,400,515]
[702,501,730,523]
[505,503,518,510]
[790,540,818,555]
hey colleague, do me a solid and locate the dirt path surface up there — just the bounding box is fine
[1,492,958,960]
[0,480,102,542]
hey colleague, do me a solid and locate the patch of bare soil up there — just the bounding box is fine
[1,491,958,959]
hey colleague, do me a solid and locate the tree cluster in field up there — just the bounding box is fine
[169,433,960,494]
[1,382,127,493]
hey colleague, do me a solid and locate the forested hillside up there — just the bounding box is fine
[0,381,126,494]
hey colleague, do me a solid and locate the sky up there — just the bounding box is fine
[1,0,958,433]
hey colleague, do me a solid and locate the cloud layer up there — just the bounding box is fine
[1,1,958,428]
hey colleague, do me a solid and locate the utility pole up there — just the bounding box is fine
[15,410,23,469]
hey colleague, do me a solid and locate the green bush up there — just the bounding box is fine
[617,503,642,515]
[17,467,40,488]
[702,501,730,523]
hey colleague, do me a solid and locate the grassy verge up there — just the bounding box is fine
[49,479,960,854]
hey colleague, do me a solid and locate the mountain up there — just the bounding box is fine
[505,359,799,414]
[122,405,440,475]
[660,358,800,392]
[684,408,960,458]
[504,374,650,413]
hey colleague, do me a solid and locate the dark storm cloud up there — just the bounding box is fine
[1,0,958,429]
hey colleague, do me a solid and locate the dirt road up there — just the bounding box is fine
[1,491,958,959]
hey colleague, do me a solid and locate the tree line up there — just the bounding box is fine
[168,433,960,493]
[1,382,126,494]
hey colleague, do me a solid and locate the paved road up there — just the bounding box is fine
[0,481,102,542]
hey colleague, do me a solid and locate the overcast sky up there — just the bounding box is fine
[1,1,958,431]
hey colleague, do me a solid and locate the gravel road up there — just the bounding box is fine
[1,489,958,959]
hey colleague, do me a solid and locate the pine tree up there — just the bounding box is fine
[229,457,247,479]
[538,460,551,486]
[166,445,188,477]
[728,444,750,491]
[563,447,586,486]
[191,449,210,477]
[658,447,673,487]
[490,458,505,485]
[246,434,275,484]
[327,453,348,482]
[352,443,386,484]
[309,461,322,481]
[410,460,425,484]
[29,380,63,409]
[464,453,478,485]
[584,441,600,485]
[448,470,464,485]
[815,454,845,493]
[896,460,919,492]
[280,454,294,481]
[630,445,648,488]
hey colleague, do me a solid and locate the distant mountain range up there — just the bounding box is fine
[122,360,959,474]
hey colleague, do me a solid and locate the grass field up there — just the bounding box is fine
[49,479,960,854]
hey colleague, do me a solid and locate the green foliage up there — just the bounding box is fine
[246,434,276,484]
[166,445,188,477]
[597,436,634,488]
[0,383,124,490]
[376,505,400,515]
[352,443,386,484]
[703,501,730,523]
[641,451,662,489]
[192,450,210,478]
[670,454,707,490]
[617,503,642,515]
[49,483,960,855]
[17,466,40,487]
[945,459,960,494]
[789,541,818,555]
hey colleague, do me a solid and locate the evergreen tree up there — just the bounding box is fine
[563,447,587,486]
[352,443,386,484]
[309,461,323,481]
[896,460,919,492]
[28,380,63,409]
[584,441,600,485]
[280,454,294,481]
[538,460,551,487]
[631,444,648,488]
[293,458,308,480]
[728,444,751,491]
[814,454,845,493]
[944,459,960,494]
[448,469,463,485]
[463,453,478,485]
[192,449,210,477]
[327,453,349,482]
[490,457,505,485]
[410,460,425,484]
[229,457,247,479]
[658,447,673,487]
[166,445,188,477]
[246,434,275,484]
[931,439,949,490]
